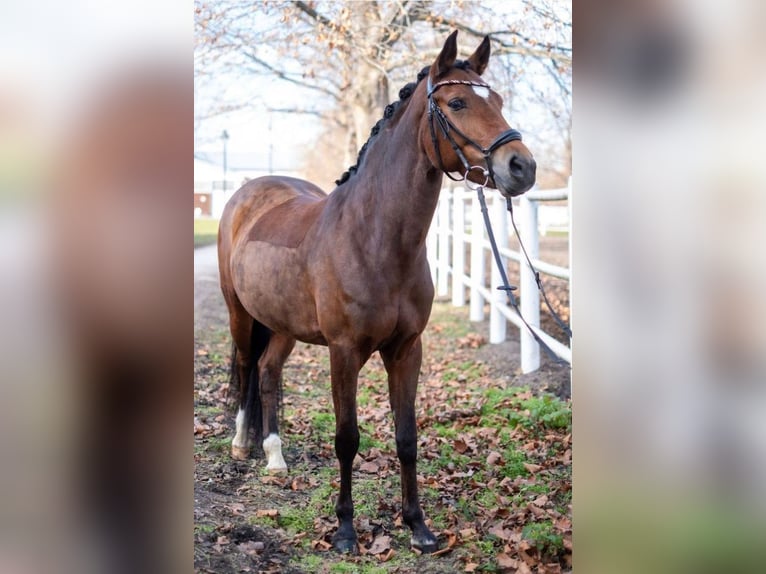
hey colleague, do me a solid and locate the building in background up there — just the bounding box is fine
[194,150,303,218]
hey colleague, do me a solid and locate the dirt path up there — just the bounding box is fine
[194,243,571,573]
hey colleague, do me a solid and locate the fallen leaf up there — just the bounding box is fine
[488,522,512,541]
[459,527,477,540]
[359,461,379,473]
[256,509,278,518]
[237,541,264,555]
[486,451,503,466]
[260,475,289,486]
[454,438,469,453]
[465,563,479,572]
[379,548,395,562]
[368,535,391,555]
[496,552,517,569]
[311,539,332,551]
[528,503,545,517]
[431,531,457,557]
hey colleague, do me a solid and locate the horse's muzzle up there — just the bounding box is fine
[491,148,536,197]
[503,153,537,197]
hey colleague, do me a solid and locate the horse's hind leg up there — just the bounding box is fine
[258,333,296,473]
[225,299,270,460]
[381,336,438,553]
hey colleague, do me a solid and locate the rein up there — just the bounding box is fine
[427,75,571,364]
[473,179,571,365]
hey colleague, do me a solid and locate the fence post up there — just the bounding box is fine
[469,193,485,322]
[437,187,451,297]
[489,194,508,343]
[451,187,466,307]
[519,195,540,372]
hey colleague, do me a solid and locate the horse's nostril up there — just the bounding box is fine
[509,155,526,178]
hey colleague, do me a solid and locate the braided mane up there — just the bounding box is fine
[335,60,472,186]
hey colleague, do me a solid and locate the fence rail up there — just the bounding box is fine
[426,178,571,373]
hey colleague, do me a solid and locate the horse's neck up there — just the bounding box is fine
[340,102,442,256]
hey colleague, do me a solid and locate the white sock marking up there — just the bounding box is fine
[232,408,250,449]
[263,433,287,471]
[472,85,490,99]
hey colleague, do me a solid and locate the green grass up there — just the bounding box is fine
[499,445,529,479]
[205,436,232,454]
[517,394,571,430]
[481,387,571,432]
[293,554,323,572]
[329,563,361,573]
[194,218,219,248]
[358,420,386,451]
[278,505,314,535]
[311,411,335,443]
[196,404,224,417]
[522,520,564,557]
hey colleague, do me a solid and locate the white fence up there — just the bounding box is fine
[426,179,571,373]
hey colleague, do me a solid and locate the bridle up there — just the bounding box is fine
[427,74,572,364]
[426,76,523,188]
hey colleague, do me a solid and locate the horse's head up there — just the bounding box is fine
[423,31,536,197]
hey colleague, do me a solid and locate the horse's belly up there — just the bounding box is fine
[232,241,324,343]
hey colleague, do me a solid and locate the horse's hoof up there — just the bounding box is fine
[266,465,288,475]
[231,445,250,460]
[412,533,439,554]
[332,535,358,554]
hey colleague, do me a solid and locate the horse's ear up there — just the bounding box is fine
[467,35,491,76]
[431,30,458,80]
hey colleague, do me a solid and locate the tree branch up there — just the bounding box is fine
[241,51,339,100]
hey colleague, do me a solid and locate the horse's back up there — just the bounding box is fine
[220,176,327,246]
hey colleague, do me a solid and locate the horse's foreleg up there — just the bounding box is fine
[381,336,438,553]
[258,333,295,473]
[329,344,363,553]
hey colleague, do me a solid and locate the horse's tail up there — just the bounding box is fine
[245,321,271,450]
[228,340,239,402]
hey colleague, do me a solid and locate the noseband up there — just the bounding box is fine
[427,76,522,187]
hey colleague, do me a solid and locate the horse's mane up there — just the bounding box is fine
[335,60,472,186]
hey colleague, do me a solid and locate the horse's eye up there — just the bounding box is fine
[448,98,465,111]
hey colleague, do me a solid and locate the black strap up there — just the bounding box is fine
[426,76,522,185]
[475,187,569,365]
[505,198,573,339]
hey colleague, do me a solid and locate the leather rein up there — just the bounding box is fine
[426,76,572,365]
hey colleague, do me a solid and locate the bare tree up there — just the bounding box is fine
[195,0,571,185]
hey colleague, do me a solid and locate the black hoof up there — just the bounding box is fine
[412,531,439,554]
[332,536,358,554]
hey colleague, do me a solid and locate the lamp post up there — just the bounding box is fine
[268,113,273,175]
[221,129,229,196]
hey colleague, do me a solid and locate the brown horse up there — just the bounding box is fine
[217,31,536,553]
